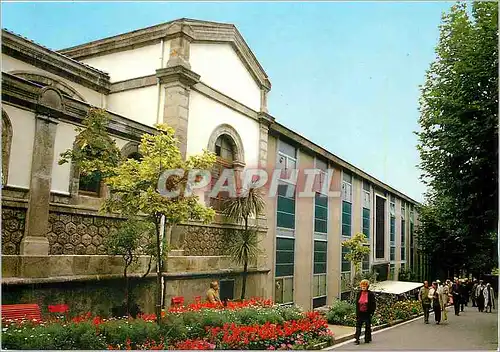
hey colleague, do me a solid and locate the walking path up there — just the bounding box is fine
[328,307,498,350]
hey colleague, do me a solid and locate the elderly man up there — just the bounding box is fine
[206,281,221,304]
[437,280,449,321]
[419,281,432,324]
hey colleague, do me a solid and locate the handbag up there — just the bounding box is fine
[449,296,454,305]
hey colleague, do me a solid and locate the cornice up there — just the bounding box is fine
[156,65,200,87]
[2,30,110,94]
[58,19,271,90]
[270,122,420,206]
[2,72,154,141]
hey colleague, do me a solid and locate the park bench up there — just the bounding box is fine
[171,296,184,307]
[1,304,42,322]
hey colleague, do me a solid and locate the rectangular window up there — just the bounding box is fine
[375,196,386,259]
[275,277,293,305]
[277,184,296,229]
[390,216,396,243]
[362,252,370,272]
[390,246,396,261]
[314,240,327,274]
[389,264,395,279]
[362,208,370,239]
[341,246,351,272]
[314,193,328,234]
[277,140,297,180]
[342,201,352,237]
[219,279,235,302]
[313,274,327,298]
[276,238,294,277]
[342,172,352,202]
[401,219,406,261]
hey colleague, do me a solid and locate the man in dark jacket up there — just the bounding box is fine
[354,279,377,345]
[452,279,462,316]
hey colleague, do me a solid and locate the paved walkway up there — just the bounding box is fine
[329,307,498,350]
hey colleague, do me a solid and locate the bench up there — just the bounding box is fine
[171,296,184,306]
[1,304,42,322]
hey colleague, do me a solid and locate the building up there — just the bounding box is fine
[1,19,422,313]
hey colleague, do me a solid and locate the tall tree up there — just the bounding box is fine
[223,186,265,300]
[416,2,498,276]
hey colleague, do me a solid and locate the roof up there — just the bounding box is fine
[58,18,271,90]
[2,28,109,76]
[369,280,423,295]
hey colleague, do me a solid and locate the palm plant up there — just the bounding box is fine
[223,186,265,300]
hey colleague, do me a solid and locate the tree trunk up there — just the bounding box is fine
[124,256,131,317]
[241,260,248,300]
[155,218,162,325]
[161,224,171,309]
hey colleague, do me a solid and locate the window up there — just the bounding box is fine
[375,196,386,259]
[341,172,352,202]
[277,184,296,229]
[79,170,102,196]
[342,201,352,237]
[277,140,297,180]
[276,237,294,277]
[313,240,327,307]
[362,253,370,272]
[389,196,396,262]
[210,135,236,210]
[315,193,328,234]
[401,218,406,261]
[362,208,370,239]
[275,277,294,305]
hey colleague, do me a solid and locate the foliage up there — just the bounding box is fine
[2,299,334,350]
[105,219,156,315]
[59,108,121,178]
[416,2,498,276]
[223,186,266,300]
[62,122,217,323]
[325,300,356,326]
[325,296,422,327]
[341,233,370,276]
[398,267,418,282]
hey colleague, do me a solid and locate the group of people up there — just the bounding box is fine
[418,278,496,325]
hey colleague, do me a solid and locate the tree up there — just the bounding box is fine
[223,186,265,300]
[59,107,121,181]
[105,218,155,316]
[60,110,216,325]
[102,124,216,324]
[342,233,371,301]
[416,2,498,276]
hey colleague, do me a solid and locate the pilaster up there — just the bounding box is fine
[21,87,63,256]
[257,112,274,169]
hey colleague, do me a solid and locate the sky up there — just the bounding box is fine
[2,1,455,203]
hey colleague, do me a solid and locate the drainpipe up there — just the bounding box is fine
[156,38,165,124]
[156,38,167,309]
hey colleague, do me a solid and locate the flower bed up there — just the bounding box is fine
[326,297,423,327]
[2,298,334,350]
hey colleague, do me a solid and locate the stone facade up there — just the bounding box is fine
[2,206,27,255]
[47,212,123,255]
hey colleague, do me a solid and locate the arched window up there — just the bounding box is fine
[211,134,236,210]
[207,124,245,211]
[2,110,13,187]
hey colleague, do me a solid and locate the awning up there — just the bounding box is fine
[369,280,423,295]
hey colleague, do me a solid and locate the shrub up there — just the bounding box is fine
[325,300,356,326]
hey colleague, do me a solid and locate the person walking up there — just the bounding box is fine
[419,281,432,324]
[438,280,449,321]
[451,279,462,316]
[483,283,495,313]
[471,279,479,307]
[429,281,441,324]
[354,279,376,345]
[459,279,469,311]
[476,280,486,312]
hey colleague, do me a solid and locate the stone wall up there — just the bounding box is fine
[47,211,124,255]
[2,206,27,255]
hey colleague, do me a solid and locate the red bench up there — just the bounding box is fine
[171,296,184,306]
[1,304,42,322]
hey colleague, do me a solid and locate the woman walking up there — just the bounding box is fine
[354,279,377,345]
[483,283,495,313]
[429,281,441,324]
